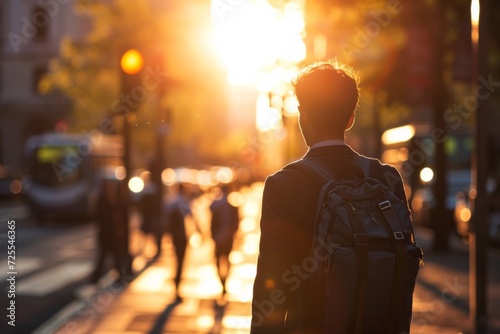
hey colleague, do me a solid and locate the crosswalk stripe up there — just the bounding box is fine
[0,205,30,221]
[17,261,94,296]
[1,257,44,280]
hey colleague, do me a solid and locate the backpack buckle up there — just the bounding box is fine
[394,231,405,240]
[378,200,392,211]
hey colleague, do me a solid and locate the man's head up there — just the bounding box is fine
[291,60,360,145]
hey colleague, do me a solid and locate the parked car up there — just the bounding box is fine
[454,181,500,245]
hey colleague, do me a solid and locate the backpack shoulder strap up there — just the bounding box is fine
[285,158,337,248]
[357,155,372,178]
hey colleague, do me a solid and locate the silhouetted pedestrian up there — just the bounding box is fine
[210,184,239,296]
[91,179,129,283]
[139,171,162,257]
[163,183,197,301]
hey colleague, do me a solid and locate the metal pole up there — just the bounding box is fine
[470,0,489,332]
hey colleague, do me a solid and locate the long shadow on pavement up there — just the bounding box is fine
[148,299,183,334]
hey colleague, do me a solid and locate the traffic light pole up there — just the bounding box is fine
[120,48,144,276]
[123,111,132,184]
[120,48,144,182]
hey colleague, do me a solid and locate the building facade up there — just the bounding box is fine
[0,0,89,170]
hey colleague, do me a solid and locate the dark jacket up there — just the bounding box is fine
[210,194,239,254]
[164,197,191,247]
[251,145,408,333]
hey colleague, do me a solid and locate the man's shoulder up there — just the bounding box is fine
[264,160,318,194]
[358,154,406,200]
[268,160,307,178]
[359,154,400,176]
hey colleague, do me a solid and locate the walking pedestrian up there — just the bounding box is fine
[210,184,239,297]
[163,182,198,301]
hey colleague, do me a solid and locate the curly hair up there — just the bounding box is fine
[291,60,360,135]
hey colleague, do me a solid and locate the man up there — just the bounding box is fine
[251,60,408,333]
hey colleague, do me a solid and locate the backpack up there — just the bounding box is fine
[292,156,423,334]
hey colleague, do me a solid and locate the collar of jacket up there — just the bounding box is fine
[305,144,356,157]
[311,139,345,149]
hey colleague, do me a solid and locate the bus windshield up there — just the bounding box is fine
[412,134,473,170]
[381,123,472,226]
[32,145,83,187]
[381,127,472,177]
[445,135,473,170]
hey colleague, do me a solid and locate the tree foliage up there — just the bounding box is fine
[40,0,229,166]
[40,0,159,128]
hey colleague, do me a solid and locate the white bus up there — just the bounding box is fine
[23,133,124,223]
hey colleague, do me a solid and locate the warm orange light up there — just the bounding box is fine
[470,0,480,44]
[120,49,144,75]
[471,0,480,27]
[214,1,306,85]
[381,125,415,145]
[460,207,472,222]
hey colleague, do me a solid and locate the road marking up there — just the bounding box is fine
[1,257,44,280]
[0,205,30,221]
[62,236,96,250]
[17,261,94,296]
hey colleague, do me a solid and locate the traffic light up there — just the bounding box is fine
[120,48,145,103]
[120,49,144,75]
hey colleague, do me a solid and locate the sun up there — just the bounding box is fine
[213,0,306,86]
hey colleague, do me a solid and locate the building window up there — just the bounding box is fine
[32,5,50,41]
[33,66,48,94]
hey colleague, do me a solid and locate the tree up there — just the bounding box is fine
[40,0,234,167]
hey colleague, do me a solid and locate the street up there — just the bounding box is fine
[0,208,96,333]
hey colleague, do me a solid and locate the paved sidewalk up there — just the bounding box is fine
[47,235,256,334]
[40,230,473,334]
[410,228,500,334]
